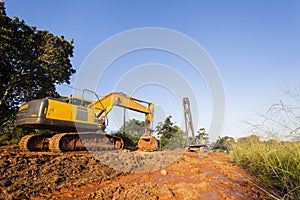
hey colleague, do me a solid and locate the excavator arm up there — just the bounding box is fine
[89,93,154,135]
[89,93,158,151]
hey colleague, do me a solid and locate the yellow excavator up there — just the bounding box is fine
[16,92,158,152]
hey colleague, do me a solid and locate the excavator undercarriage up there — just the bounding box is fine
[19,132,124,152]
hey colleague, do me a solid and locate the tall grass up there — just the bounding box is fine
[232,137,300,199]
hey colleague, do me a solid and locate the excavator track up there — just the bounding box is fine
[19,134,50,151]
[19,133,125,153]
[48,133,83,153]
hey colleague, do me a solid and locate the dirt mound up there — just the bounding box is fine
[0,146,122,199]
[91,148,184,173]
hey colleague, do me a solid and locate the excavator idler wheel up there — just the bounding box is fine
[19,134,49,151]
[137,136,158,152]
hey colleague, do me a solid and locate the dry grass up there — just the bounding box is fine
[232,137,300,199]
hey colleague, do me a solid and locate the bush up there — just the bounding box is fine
[211,136,235,153]
[232,137,300,199]
[0,128,29,145]
[0,125,58,146]
[114,132,140,150]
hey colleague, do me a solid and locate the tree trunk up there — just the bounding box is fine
[0,86,10,107]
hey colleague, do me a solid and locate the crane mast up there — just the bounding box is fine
[183,97,196,145]
[183,97,208,152]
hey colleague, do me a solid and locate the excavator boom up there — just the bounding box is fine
[90,92,154,134]
[90,92,157,151]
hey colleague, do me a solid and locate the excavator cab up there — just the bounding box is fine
[66,96,92,107]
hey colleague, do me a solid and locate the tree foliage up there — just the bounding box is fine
[196,128,209,144]
[212,136,235,153]
[118,119,145,137]
[156,116,186,149]
[0,2,75,126]
[114,131,140,150]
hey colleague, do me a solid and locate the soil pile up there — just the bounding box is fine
[0,147,122,199]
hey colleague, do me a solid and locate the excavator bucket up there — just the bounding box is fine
[137,136,158,152]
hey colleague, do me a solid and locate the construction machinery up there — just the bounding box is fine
[16,92,158,152]
[183,97,208,152]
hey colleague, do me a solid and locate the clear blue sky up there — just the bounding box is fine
[4,0,300,141]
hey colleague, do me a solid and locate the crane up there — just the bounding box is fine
[183,97,208,152]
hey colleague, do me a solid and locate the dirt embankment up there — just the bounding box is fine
[0,146,269,200]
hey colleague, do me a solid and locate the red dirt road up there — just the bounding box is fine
[54,152,268,200]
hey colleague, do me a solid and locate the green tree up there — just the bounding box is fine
[118,119,145,136]
[164,125,186,149]
[196,128,209,144]
[156,116,186,149]
[212,136,235,153]
[0,2,75,127]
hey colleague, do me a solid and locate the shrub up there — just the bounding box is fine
[114,132,140,150]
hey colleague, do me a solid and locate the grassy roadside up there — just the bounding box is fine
[232,136,300,199]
